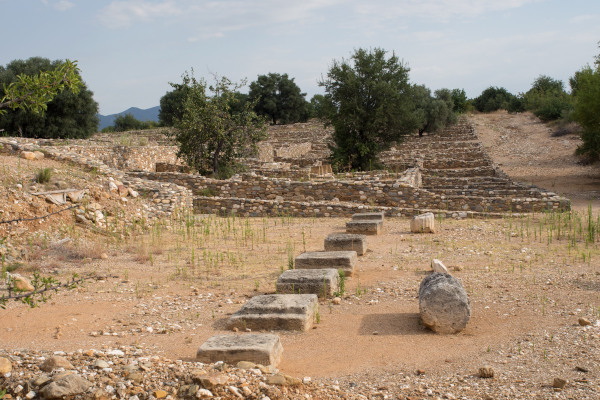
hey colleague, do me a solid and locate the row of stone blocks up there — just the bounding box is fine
[196,213,375,367]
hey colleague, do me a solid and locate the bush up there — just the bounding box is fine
[473,87,516,112]
[35,167,52,183]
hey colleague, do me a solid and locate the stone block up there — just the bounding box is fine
[351,212,385,223]
[324,233,367,256]
[410,212,435,233]
[196,334,283,367]
[346,220,382,235]
[227,294,318,331]
[419,273,470,334]
[277,268,339,298]
[295,251,357,276]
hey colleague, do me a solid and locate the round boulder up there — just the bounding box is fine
[419,273,471,334]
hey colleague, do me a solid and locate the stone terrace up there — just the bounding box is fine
[0,119,570,219]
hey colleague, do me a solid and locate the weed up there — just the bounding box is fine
[35,167,52,184]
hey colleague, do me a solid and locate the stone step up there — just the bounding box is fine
[346,220,382,235]
[324,233,367,256]
[196,334,283,367]
[227,294,319,332]
[351,212,385,223]
[295,251,357,276]
[277,268,339,298]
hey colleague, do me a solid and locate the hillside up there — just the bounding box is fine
[97,106,160,130]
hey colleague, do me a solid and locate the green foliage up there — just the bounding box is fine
[309,94,329,119]
[112,113,158,132]
[170,71,267,178]
[473,86,517,112]
[36,167,52,183]
[412,86,457,135]
[0,57,98,138]
[450,88,468,114]
[572,52,600,161]
[249,73,310,124]
[320,48,419,171]
[159,82,191,126]
[523,75,572,121]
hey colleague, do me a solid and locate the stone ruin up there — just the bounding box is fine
[0,119,571,221]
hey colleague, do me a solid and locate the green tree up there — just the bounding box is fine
[523,75,572,121]
[158,81,190,127]
[450,88,468,113]
[320,48,419,171]
[473,86,516,113]
[0,57,98,138]
[309,94,330,120]
[412,85,456,135]
[248,73,309,124]
[572,51,600,161]
[171,72,267,178]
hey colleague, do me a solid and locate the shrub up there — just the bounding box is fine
[35,167,52,183]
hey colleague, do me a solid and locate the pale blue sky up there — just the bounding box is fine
[1,0,599,115]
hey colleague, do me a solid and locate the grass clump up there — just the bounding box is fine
[35,167,52,183]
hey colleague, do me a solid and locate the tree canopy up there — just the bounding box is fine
[0,57,98,138]
[170,72,267,178]
[320,48,419,171]
[522,75,572,121]
[412,85,457,135]
[572,50,600,161]
[473,86,517,113]
[248,73,309,124]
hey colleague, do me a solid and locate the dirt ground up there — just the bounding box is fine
[1,112,600,399]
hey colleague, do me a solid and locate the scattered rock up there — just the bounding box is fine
[553,377,567,389]
[578,317,591,326]
[0,357,12,374]
[39,374,92,399]
[479,366,494,378]
[431,259,448,274]
[21,151,36,160]
[39,356,74,372]
[410,212,435,233]
[11,273,35,292]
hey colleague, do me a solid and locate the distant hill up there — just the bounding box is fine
[97,106,160,130]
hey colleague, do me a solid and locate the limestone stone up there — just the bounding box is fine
[33,151,45,160]
[295,251,357,276]
[40,356,74,372]
[12,273,34,292]
[277,268,339,298]
[410,212,435,233]
[324,233,367,256]
[351,212,384,223]
[21,151,36,160]
[39,374,92,399]
[227,294,318,331]
[196,334,283,367]
[0,357,12,374]
[345,220,382,235]
[431,259,448,274]
[419,273,471,334]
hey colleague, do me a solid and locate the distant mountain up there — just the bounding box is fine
[97,106,160,130]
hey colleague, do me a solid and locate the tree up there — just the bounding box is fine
[248,73,309,124]
[523,75,572,121]
[320,48,419,171]
[473,86,516,113]
[572,50,600,161]
[0,57,98,138]
[309,94,330,120]
[170,72,267,178]
[412,85,456,135]
[158,81,190,127]
[450,89,468,114]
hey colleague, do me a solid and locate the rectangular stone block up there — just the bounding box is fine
[324,233,367,256]
[227,294,318,332]
[295,251,357,276]
[277,268,339,298]
[351,212,385,222]
[346,220,382,235]
[196,334,283,367]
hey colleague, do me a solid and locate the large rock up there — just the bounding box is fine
[345,220,382,235]
[410,212,435,233]
[11,273,35,292]
[324,233,367,256]
[21,151,36,160]
[419,273,470,334]
[197,334,283,367]
[39,374,92,399]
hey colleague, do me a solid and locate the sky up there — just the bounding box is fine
[1,0,599,115]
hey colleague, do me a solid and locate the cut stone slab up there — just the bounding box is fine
[295,251,357,276]
[277,268,339,298]
[419,273,471,334]
[227,294,318,331]
[346,220,382,235]
[351,212,385,223]
[196,334,283,367]
[411,212,435,233]
[324,233,367,256]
